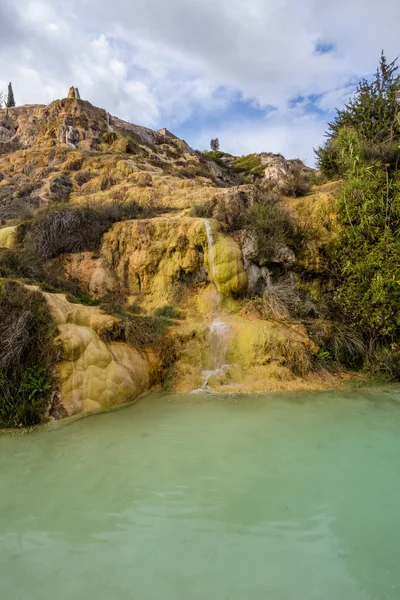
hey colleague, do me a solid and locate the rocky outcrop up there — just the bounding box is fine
[39,290,158,416]
[99,216,247,305]
[171,314,319,393]
[67,86,81,100]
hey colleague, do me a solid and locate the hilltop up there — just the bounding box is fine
[0,89,355,427]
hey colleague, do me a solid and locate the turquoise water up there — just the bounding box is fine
[1,389,400,599]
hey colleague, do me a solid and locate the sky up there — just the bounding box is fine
[0,0,399,165]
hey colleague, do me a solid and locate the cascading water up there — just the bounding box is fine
[194,221,231,392]
[203,219,221,293]
[106,112,114,133]
[199,317,230,391]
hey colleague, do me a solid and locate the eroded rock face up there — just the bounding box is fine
[100,217,248,305]
[58,252,118,298]
[40,291,158,416]
[171,314,319,393]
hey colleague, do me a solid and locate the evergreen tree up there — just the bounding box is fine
[316,52,400,176]
[6,82,15,108]
[210,137,220,152]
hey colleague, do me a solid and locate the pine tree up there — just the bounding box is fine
[210,138,220,152]
[316,52,400,176]
[6,82,15,108]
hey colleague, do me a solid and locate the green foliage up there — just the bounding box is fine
[365,344,400,382]
[327,160,400,338]
[233,154,264,176]
[248,195,302,261]
[315,53,400,378]
[0,280,57,427]
[316,52,400,177]
[154,305,182,319]
[6,82,15,108]
[65,292,101,306]
[204,150,225,161]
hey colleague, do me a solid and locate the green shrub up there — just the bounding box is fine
[316,52,400,178]
[203,150,226,161]
[365,344,400,382]
[248,196,297,261]
[233,154,264,176]
[154,305,181,319]
[0,280,58,427]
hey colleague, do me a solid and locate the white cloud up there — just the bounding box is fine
[0,0,399,158]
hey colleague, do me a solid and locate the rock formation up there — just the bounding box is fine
[0,93,346,423]
[67,86,81,100]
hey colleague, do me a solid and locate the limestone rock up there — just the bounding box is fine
[36,290,158,416]
[101,216,247,305]
[0,225,17,248]
[56,324,153,416]
[57,252,118,298]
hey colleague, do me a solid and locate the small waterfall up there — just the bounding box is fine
[193,318,230,392]
[191,221,232,392]
[106,112,114,132]
[204,219,220,292]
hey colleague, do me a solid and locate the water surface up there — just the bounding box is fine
[1,388,400,599]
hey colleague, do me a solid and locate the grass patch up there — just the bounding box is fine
[233,154,264,176]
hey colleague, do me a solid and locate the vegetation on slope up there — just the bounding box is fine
[316,52,400,379]
[0,280,58,427]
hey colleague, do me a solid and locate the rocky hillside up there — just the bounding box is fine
[0,89,350,427]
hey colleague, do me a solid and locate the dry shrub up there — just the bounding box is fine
[22,200,153,259]
[248,196,297,261]
[0,280,58,427]
[308,320,366,367]
[278,164,311,197]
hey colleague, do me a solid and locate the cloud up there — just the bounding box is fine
[191,109,327,165]
[0,0,399,159]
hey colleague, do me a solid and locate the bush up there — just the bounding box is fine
[365,344,400,381]
[308,320,366,369]
[0,280,58,427]
[233,154,264,176]
[154,305,182,319]
[191,198,217,219]
[279,165,311,197]
[248,195,297,261]
[22,200,152,259]
[99,300,176,371]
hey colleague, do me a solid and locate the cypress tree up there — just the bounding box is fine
[6,82,15,108]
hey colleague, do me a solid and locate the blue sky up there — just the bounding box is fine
[1,0,399,165]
